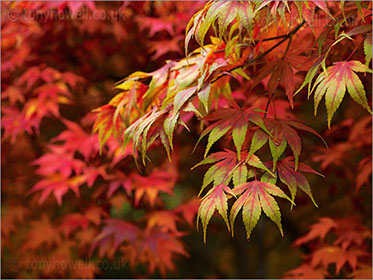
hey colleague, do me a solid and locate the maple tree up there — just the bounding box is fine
[1,1,372,279]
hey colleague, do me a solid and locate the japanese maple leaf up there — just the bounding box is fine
[93,104,124,152]
[310,60,372,127]
[24,83,72,120]
[106,137,133,166]
[1,107,38,143]
[15,66,82,89]
[113,79,148,124]
[186,1,255,50]
[39,241,76,276]
[197,184,236,243]
[106,170,132,198]
[230,180,293,239]
[1,205,30,237]
[90,219,139,259]
[121,229,188,276]
[149,36,183,60]
[59,213,90,237]
[174,198,200,226]
[312,143,350,169]
[93,80,148,152]
[138,16,175,37]
[82,165,108,187]
[61,71,85,87]
[299,1,335,37]
[76,227,97,247]
[123,106,171,162]
[15,66,45,90]
[356,156,372,192]
[295,217,337,246]
[313,115,371,172]
[198,105,268,158]
[335,227,371,251]
[84,205,107,226]
[33,146,84,179]
[52,120,99,161]
[193,149,273,195]
[349,115,372,147]
[250,117,325,169]
[253,58,297,107]
[310,246,367,274]
[28,173,85,205]
[145,211,182,235]
[333,217,372,250]
[268,157,322,206]
[113,46,241,161]
[1,86,25,105]
[143,230,188,275]
[22,215,61,251]
[364,32,372,66]
[131,168,176,207]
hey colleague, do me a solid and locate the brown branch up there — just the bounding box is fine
[211,19,306,84]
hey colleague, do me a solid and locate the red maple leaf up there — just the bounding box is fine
[22,215,62,251]
[149,36,183,60]
[1,107,39,142]
[33,146,84,179]
[90,219,139,259]
[121,229,188,276]
[253,57,298,107]
[28,173,85,205]
[138,16,175,37]
[145,211,182,235]
[52,120,99,161]
[173,198,200,226]
[310,246,366,274]
[107,170,132,198]
[295,217,337,245]
[131,168,176,207]
[59,213,90,237]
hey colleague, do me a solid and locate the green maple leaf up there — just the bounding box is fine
[230,180,293,239]
[197,184,236,243]
[311,60,372,128]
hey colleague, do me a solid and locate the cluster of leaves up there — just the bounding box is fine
[2,1,372,279]
[285,217,372,279]
[2,1,204,278]
[312,115,372,192]
[93,0,372,244]
[283,110,373,279]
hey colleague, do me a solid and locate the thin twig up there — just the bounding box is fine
[264,96,272,118]
[211,20,306,84]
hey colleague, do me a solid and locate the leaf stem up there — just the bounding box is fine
[345,39,362,61]
[283,36,292,58]
[264,96,271,118]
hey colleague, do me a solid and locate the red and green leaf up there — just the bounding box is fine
[310,60,372,127]
[197,184,235,242]
[230,180,293,239]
